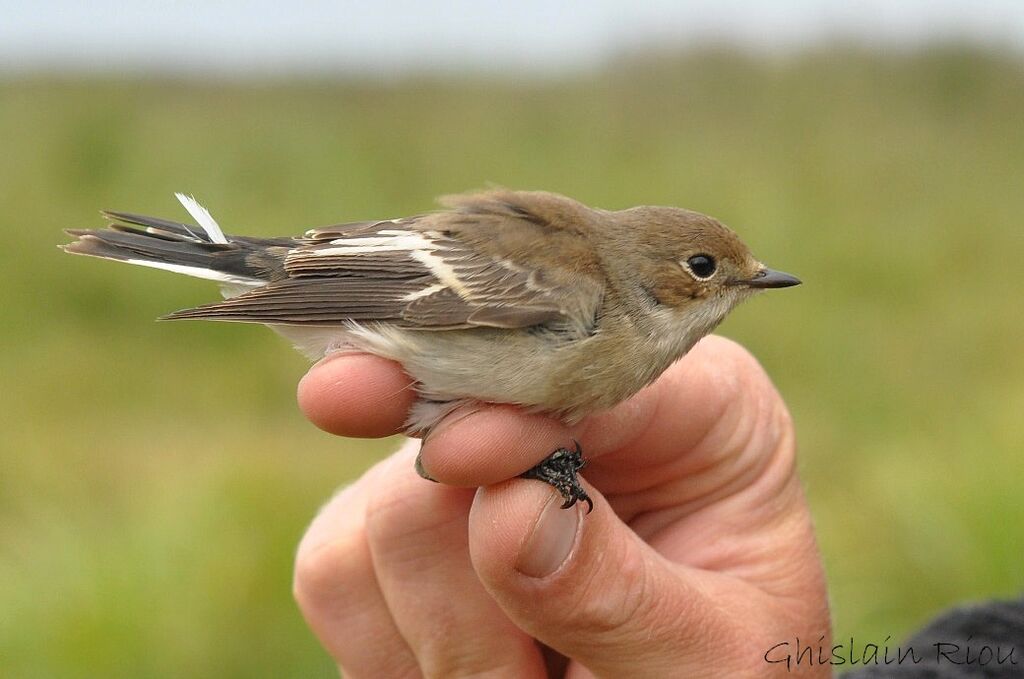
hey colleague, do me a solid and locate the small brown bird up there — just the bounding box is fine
[63,189,800,510]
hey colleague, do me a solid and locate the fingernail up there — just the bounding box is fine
[515,493,580,578]
[414,452,438,483]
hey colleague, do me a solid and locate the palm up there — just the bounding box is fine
[294,337,830,678]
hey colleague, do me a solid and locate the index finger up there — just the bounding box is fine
[297,353,417,438]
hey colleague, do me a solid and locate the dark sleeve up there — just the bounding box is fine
[843,596,1023,678]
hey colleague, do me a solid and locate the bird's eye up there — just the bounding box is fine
[685,254,717,279]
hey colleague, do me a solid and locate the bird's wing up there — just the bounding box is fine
[163,191,604,330]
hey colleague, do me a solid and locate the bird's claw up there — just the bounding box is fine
[520,440,593,513]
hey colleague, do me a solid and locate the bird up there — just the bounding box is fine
[62,189,800,511]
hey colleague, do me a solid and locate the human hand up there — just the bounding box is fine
[292,336,831,678]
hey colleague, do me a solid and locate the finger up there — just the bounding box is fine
[297,353,416,437]
[364,442,547,678]
[418,406,575,486]
[468,480,753,678]
[293,450,420,678]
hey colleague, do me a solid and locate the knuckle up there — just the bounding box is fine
[364,485,422,540]
[421,658,522,679]
[292,532,363,613]
[562,544,658,638]
[698,335,769,390]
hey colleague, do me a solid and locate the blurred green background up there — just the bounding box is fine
[2,45,1023,677]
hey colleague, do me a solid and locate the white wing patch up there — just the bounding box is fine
[309,229,476,300]
[175,192,228,245]
[410,249,471,298]
[312,230,435,255]
[401,282,447,302]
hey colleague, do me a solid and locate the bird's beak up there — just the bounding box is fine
[740,267,802,289]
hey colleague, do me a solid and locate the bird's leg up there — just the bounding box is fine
[520,440,593,513]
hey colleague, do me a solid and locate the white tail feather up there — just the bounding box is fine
[175,193,228,244]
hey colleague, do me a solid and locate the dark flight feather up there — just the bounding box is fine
[65,191,605,331]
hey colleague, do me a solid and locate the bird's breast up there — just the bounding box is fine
[275,306,709,427]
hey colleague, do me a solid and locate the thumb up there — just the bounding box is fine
[468,481,735,678]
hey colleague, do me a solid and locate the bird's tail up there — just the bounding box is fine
[62,194,290,288]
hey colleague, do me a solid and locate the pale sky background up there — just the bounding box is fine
[2,0,1023,76]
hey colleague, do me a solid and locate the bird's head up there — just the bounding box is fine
[610,206,800,334]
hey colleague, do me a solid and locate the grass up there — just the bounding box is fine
[1,44,1023,676]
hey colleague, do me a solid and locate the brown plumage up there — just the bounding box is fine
[63,189,800,509]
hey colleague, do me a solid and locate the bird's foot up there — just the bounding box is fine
[520,440,593,513]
